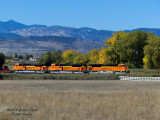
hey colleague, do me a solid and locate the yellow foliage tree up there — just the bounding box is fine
[98,47,109,64]
[61,50,77,64]
[143,34,160,69]
[105,31,126,47]
[5,59,10,64]
[87,49,100,64]
[73,54,88,64]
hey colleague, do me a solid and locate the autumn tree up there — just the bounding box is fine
[39,50,63,65]
[143,34,160,69]
[73,53,89,64]
[105,31,127,64]
[61,50,78,64]
[12,53,18,59]
[39,51,52,65]
[51,50,62,64]
[98,47,109,64]
[105,31,149,68]
[87,49,100,64]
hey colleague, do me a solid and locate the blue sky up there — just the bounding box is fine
[0,0,160,31]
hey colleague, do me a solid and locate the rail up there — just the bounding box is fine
[119,76,160,81]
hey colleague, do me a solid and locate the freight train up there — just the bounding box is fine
[10,63,129,74]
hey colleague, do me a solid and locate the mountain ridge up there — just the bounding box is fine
[1,20,160,42]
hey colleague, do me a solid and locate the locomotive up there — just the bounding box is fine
[12,63,129,74]
[48,64,87,74]
[88,64,129,74]
[13,63,48,73]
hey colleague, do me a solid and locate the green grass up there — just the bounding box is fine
[2,69,160,80]
[124,69,160,77]
[0,73,120,80]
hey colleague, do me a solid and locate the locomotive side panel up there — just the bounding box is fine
[88,64,129,73]
[13,63,48,73]
[48,64,87,73]
[13,63,26,71]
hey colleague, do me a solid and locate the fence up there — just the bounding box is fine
[119,76,160,81]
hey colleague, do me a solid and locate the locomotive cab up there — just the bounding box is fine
[13,63,48,73]
[51,64,55,67]
[48,64,63,71]
[15,63,20,66]
[13,63,25,71]
[118,64,129,73]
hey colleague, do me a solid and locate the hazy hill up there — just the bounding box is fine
[0,20,27,33]
[0,36,104,55]
[0,20,160,42]
[0,20,113,42]
[0,33,22,39]
[11,26,114,42]
[124,28,160,36]
[0,20,46,33]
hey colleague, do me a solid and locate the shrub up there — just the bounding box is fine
[0,73,120,80]
[0,74,4,80]
[125,62,136,69]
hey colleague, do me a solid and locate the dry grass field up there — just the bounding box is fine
[0,80,160,120]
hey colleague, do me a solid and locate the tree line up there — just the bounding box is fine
[39,30,160,69]
[38,49,104,65]
[104,30,160,69]
[0,30,160,69]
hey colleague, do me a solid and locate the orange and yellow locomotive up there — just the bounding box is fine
[48,64,87,74]
[13,63,129,74]
[88,64,129,74]
[13,63,48,73]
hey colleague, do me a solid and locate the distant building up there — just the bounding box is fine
[14,58,19,61]
[29,56,39,61]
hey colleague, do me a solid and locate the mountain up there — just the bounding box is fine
[11,26,114,42]
[0,20,113,42]
[0,36,104,55]
[124,28,160,36]
[1,20,160,42]
[0,20,47,33]
[0,33,22,39]
[1,20,160,55]
[0,20,28,33]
